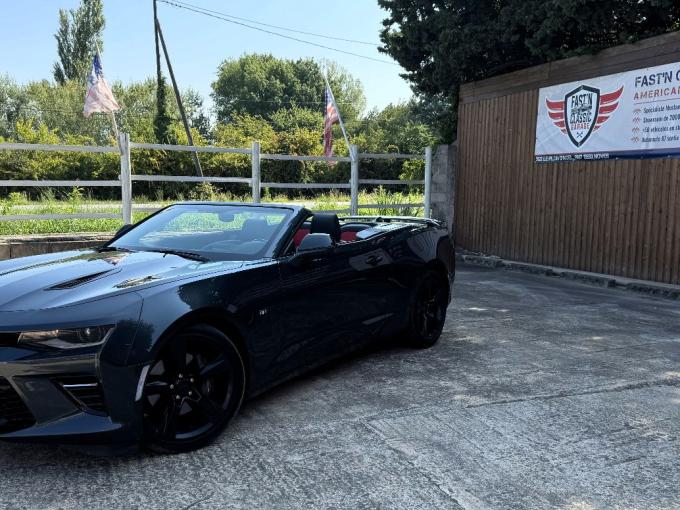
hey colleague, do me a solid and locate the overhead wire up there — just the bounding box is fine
[157,0,397,66]
[163,0,378,46]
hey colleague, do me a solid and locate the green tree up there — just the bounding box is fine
[351,101,436,182]
[0,76,30,139]
[356,102,435,154]
[379,0,680,141]
[212,54,365,123]
[154,74,172,143]
[182,88,211,139]
[270,106,322,132]
[0,77,212,146]
[53,0,105,85]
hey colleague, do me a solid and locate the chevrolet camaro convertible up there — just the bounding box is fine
[0,203,455,453]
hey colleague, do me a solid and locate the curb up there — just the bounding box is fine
[456,252,680,300]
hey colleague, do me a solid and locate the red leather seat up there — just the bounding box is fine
[294,228,310,247]
[341,231,358,242]
[293,227,359,247]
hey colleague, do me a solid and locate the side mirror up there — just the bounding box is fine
[112,223,134,240]
[298,233,333,253]
[291,233,333,266]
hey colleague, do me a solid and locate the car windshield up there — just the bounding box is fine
[108,204,293,261]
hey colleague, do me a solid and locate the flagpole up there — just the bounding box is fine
[94,42,120,140]
[110,111,120,140]
[323,68,353,162]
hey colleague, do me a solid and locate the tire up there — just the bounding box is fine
[404,270,449,349]
[141,324,246,454]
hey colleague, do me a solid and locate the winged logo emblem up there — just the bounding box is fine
[546,85,624,147]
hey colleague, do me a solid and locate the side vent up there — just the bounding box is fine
[56,376,107,414]
[0,377,35,433]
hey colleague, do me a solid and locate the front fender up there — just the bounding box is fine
[125,262,281,367]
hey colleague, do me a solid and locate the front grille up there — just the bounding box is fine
[0,333,19,347]
[0,377,35,433]
[56,376,107,414]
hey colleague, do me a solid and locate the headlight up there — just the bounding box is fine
[18,326,114,350]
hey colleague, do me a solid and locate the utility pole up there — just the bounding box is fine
[153,0,162,101]
[153,2,203,177]
[152,0,168,142]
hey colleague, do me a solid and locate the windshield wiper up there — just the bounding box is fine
[145,249,209,263]
[97,246,134,253]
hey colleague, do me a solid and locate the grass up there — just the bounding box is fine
[0,187,424,236]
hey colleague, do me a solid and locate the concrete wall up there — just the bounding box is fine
[0,233,111,261]
[430,143,456,235]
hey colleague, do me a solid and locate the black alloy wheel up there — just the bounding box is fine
[142,324,245,453]
[406,270,448,348]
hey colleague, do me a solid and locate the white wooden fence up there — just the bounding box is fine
[0,133,433,224]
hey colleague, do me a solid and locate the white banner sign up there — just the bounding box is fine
[535,61,680,162]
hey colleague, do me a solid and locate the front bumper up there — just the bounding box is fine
[0,347,142,445]
[0,295,147,446]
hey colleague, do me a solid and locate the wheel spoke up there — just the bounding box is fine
[199,355,228,381]
[191,394,222,421]
[145,380,171,396]
[159,398,180,439]
[189,352,205,373]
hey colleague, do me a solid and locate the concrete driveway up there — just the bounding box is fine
[1,264,679,510]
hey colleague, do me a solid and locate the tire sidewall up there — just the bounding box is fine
[407,270,447,349]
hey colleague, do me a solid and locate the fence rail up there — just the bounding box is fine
[0,180,121,187]
[0,143,119,154]
[131,175,251,184]
[260,182,351,189]
[0,133,433,224]
[129,142,251,154]
[0,213,121,222]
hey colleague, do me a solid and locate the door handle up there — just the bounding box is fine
[365,255,383,266]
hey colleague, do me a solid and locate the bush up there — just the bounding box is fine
[188,182,216,201]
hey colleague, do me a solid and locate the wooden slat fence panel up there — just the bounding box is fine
[455,33,680,285]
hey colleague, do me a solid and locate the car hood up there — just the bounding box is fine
[0,249,244,312]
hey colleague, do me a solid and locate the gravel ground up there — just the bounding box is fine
[1,263,680,510]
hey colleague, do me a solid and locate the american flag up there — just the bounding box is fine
[323,86,340,158]
[83,53,120,118]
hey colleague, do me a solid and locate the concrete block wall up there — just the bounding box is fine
[430,143,456,235]
[0,233,111,261]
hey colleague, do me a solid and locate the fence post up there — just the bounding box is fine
[424,146,433,219]
[350,144,359,215]
[251,141,261,203]
[118,132,133,224]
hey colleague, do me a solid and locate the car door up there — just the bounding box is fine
[277,235,396,370]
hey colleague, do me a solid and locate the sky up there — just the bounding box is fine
[1,0,413,115]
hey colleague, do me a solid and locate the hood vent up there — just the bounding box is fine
[47,271,112,290]
[0,333,19,347]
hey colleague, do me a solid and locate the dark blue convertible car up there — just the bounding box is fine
[0,203,455,453]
